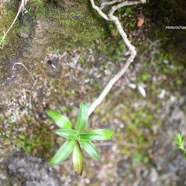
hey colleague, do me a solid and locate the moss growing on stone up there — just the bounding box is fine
[34,1,107,51]
[0,2,20,60]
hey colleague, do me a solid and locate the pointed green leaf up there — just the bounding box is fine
[78,129,115,141]
[49,140,75,165]
[175,133,184,150]
[75,102,88,132]
[47,110,72,129]
[55,129,78,140]
[79,141,99,160]
[73,142,83,175]
[78,133,101,141]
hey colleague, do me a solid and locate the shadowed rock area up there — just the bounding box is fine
[8,152,60,186]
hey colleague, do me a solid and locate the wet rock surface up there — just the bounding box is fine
[0,0,186,186]
[7,152,60,186]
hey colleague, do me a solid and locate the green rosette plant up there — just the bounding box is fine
[47,102,115,175]
[175,133,186,158]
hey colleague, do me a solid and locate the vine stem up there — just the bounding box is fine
[88,0,146,115]
[0,0,27,48]
[12,62,36,83]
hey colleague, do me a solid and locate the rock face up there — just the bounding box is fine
[171,0,186,14]
[8,152,60,186]
[0,0,186,186]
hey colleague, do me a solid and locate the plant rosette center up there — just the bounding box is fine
[47,102,115,175]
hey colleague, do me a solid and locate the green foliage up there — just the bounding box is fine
[102,36,125,61]
[55,129,78,139]
[14,125,54,155]
[116,101,156,165]
[79,141,99,160]
[29,0,46,7]
[139,72,151,82]
[75,102,89,132]
[26,0,52,11]
[0,4,20,56]
[34,1,106,51]
[49,140,76,165]
[47,101,115,175]
[155,29,168,45]
[78,129,115,141]
[72,141,83,175]
[46,110,72,129]
[175,133,186,158]
[117,6,134,14]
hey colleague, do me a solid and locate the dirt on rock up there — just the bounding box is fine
[0,0,186,186]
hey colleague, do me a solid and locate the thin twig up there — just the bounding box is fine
[88,0,146,115]
[100,0,122,10]
[108,1,141,18]
[90,0,109,20]
[12,62,36,83]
